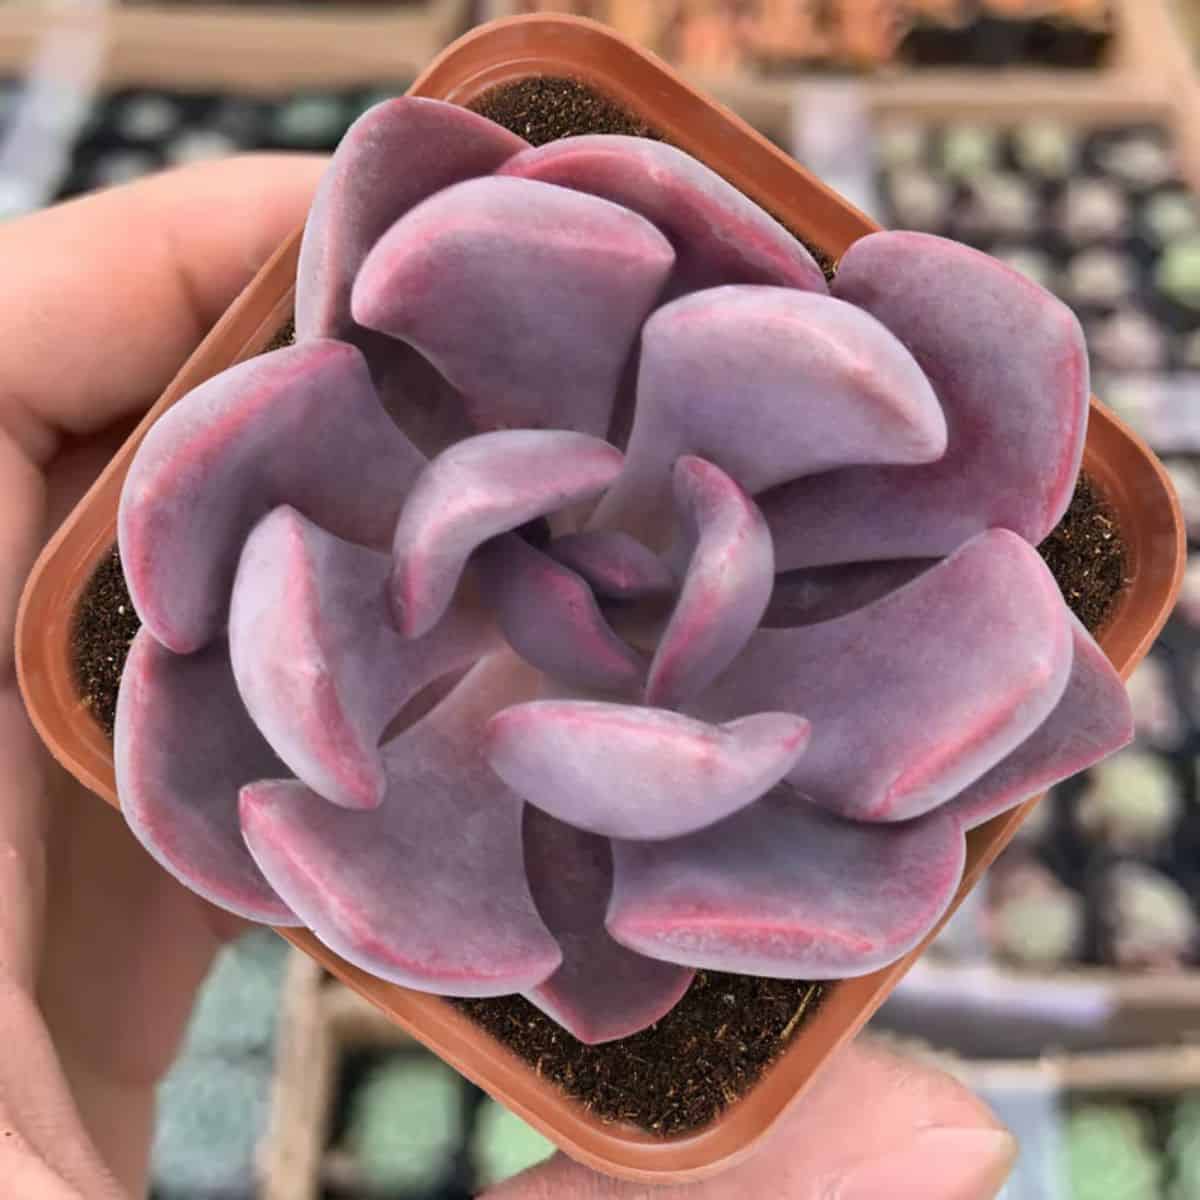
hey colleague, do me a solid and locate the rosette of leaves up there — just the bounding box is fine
[114,97,1133,1044]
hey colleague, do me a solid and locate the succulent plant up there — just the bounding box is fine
[1176,559,1200,627]
[1100,863,1198,970]
[941,123,999,179]
[1168,1094,1200,1200]
[1123,651,1186,750]
[1064,1103,1165,1200]
[1077,750,1182,854]
[1010,787,1055,846]
[151,1057,271,1198]
[181,928,289,1059]
[473,1099,556,1189]
[113,96,1132,1044]
[345,1057,464,1195]
[986,859,1085,968]
[1012,119,1077,180]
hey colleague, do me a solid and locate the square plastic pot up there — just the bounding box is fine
[14,14,1186,1186]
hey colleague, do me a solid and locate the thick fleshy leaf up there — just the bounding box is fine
[114,631,299,925]
[390,430,624,638]
[948,619,1133,831]
[239,657,562,997]
[546,531,674,600]
[486,701,809,840]
[763,231,1089,570]
[497,135,828,294]
[120,340,422,653]
[607,791,965,978]
[691,530,1074,822]
[593,285,946,545]
[522,808,693,1044]
[348,327,475,460]
[229,506,497,811]
[646,457,774,708]
[474,535,643,692]
[762,559,936,628]
[353,175,676,437]
[296,97,526,339]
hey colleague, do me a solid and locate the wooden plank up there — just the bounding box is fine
[0,0,470,86]
[485,0,1153,78]
[260,953,337,1200]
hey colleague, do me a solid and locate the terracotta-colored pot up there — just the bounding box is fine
[15,14,1185,1185]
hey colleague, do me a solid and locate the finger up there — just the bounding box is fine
[481,1038,1015,1200]
[0,1142,88,1200]
[0,153,325,465]
[0,155,324,672]
[0,691,48,989]
[0,974,125,1199]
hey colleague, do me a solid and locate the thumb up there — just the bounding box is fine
[482,1037,1015,1200]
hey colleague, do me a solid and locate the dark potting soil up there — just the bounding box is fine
[469,74,659,147]
[1037,473,1127,633]
[266,317,295,351]
[68,77,1132,1136]
[74,546,141,735]
[456,977,821,1136]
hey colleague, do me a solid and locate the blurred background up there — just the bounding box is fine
[5,1,1200,1197]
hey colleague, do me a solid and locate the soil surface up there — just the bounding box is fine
[456,976,822,1136]
[470,74,659,146]
[1037,473,1127,632]
[74,546,142,735]
[70,76,1132,1136]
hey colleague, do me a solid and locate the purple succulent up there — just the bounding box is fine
[114,97,1134,1044]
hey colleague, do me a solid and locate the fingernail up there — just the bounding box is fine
[835,1128,1017,1200]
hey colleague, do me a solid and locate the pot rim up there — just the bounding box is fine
[14,13,1186,1185]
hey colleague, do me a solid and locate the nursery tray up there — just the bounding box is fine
[921,1041,1200,1198]
[482,0,1182,110]
[14,14,1186,1185]
[260,953,338,1200]
[0,0,471,90]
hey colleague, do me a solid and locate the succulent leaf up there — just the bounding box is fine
[488,700,808,841]
[523,808,693,1044]
[230,506,498,810]
[239,657,562,996]
[297,96,527,340]
[607,791,965,978]
[114,631,299,924]
[353,175,676,437]
[545,530,674,600]
[497,134,828,294]
[691,530,1074,822]
[389,430,624,638]
[646,456,774,708]
[475,534,644,692]
[594,284,946,546]
[948,619,1133,831]
[762,559,935,628]
[119,340,422,653]
[764,231,1089,569]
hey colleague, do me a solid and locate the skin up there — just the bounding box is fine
[0,157,1016,1199]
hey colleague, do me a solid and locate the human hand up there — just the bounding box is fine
[0,155,323,1197]
[0,157,1015,1200]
